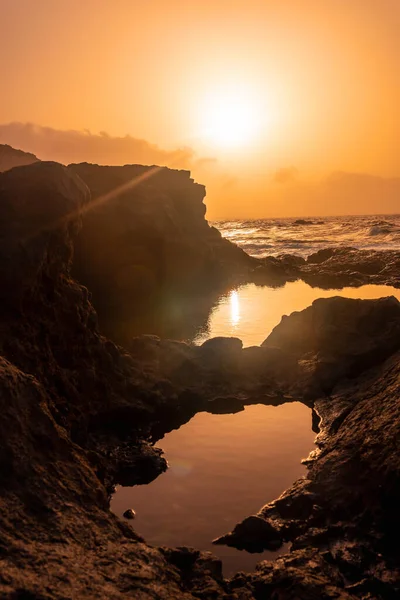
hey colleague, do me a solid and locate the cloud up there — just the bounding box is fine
[272,166,298,184]
[0,122,196,169]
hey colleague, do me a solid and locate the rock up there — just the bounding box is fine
[213,516,283,552]
[1,156,400,598]
[276,253,307,268]
[0,161,234,599]
[262,295,400,396]
[293,219,314,225]
[200,336,243,355]
[306,247,341,264]
[0,161,89,309]
[69,163,256,341]
[234,549,357,600]
[123,508,136,520]
[215,342,400,597]
[198,336,243,371]
[301,247,400,287]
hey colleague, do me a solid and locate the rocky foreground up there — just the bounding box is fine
[0,155,399,598]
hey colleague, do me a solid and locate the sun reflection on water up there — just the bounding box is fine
[230,290,240,327]
[194,281,400,348]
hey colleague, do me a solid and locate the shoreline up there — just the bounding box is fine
[0,157,399,598]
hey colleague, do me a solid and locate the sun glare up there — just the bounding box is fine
[230,290,240,326]
[200,86,262,149]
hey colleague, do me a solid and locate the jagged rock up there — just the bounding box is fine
[213,516,283,552]
[1,158,400,598]
[68,163,256,341]
[232,548,357,600]
[262,295,400,396]
[0,162,235,599]
[214,347,400,597]
[300,247,400,288]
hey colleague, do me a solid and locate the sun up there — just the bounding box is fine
[200,86,261,149]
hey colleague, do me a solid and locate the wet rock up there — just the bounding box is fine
[112,443,167,487]
[307,247,341,264]
[276,253,307,268]
[293,219,314,225]
[123,508,136,520]
[262,295,400,396]
[216,348,400,596]
[200,336,243,355]
[213,516,283,552]
[253,257,295,283]
[300,247,400,288]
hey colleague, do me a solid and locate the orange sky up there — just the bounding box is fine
[1,0,399,218]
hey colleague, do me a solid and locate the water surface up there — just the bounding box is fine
[111,403,314,576]
[193,281,400,346]
[214,214,400,258]
[112,281,400,576]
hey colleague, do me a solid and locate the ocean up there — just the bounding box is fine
[213,214,400,258]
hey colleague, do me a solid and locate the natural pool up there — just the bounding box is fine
[111,403,314,576]
[111,281,400,576]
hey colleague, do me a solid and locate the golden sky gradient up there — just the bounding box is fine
[1,0,399,218]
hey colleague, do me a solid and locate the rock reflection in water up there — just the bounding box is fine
[194,281,400,346]
[111,403,315,576]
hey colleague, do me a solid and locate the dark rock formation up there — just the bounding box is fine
[0,143,39,172]
[0,161,242,599]
[69,163,256,341]
[213,297,400,598]
[299,247,400,289]
[293,219,315,225]
[263,295,400,398]
[1,158,400,598]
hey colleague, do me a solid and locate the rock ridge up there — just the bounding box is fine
[0,160,399,598]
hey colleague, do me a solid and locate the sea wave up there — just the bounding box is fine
[213,214,400,258]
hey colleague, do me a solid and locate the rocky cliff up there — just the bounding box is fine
[0,161,233,599]
[1,160,400,598]
[69,163,256,341]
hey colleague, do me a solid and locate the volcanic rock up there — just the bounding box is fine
[1,159,400,598]
[69,163,256,341]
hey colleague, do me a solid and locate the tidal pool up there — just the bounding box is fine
[111,281,400,576]
[193,281,400,346]
[111,403,315,576]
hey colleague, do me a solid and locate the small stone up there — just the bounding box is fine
[123,509,136,520]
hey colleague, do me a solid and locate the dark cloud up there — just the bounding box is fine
[0,122,196,169]
[273,166,298,184]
